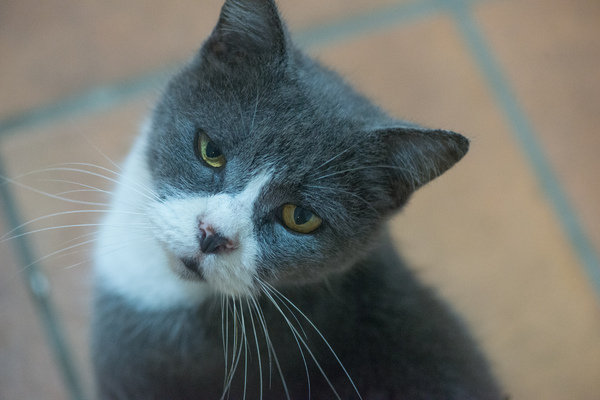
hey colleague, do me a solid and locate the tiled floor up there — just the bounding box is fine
[1,0,599,399]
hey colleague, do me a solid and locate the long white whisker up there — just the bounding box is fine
[1,233,155,289]
[59,162,162,203]
[3,161,159,202]
[77,134,125,175]
[33,165,160,203]
[36,178,115,198]
[246,297,264,400]
[53,188,110,198]
[2,175,115,207]
[222,295,229,396]
[240,298,249,400]
[250,88,260,134]
[259,283,310,400]
[250,295,273,389]
[261,282,363,400]
[249,290,290,399]
[0,210,149,243]
[314,164,412,182]
[222,298,246,399]
[306,184,380,218]
[315,147,353,171]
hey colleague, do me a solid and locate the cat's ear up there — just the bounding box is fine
[203,0,288,63]
[378,127,469,207]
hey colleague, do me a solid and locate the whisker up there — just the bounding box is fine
[306,184,380,218]
[250,88,261,134]
[250,295,274,389]
[260,282,363,400]
[222,298,246,399]
[51,162,159,200]
[314,164,412,182]
[1,175,115,207]
[222,295,229,396]
[8,163,162,206]
[246,297,264,400]
[35,178,115,199]
[1,232,154,288]
[77,133,125,175]
[240,298,249,400]
[0,210,149,243]
[258,282,309,400]
[314,147,353,172]
[27,165,160,203]
[249,290,290,399]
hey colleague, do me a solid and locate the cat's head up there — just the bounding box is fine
[144,0,468,297]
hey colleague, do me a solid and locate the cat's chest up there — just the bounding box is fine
[93,291,360,400]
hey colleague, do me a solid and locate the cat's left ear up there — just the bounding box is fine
[378,127,469,207]
[203,0,288,63]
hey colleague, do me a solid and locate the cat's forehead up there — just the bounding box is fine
[173,69,376,156]
[172,52,385,136]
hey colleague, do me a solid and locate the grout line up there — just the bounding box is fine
[0,156,87,400]
[448,1,600,297]
[0,69,173,139]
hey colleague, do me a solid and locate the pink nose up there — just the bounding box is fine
[198,221,236,254]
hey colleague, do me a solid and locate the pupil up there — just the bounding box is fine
[205,141,222,158]
[293,207,313,225]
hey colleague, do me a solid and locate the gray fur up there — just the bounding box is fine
[92,0,503,398]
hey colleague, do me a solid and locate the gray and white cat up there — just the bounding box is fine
[92,0,503,398]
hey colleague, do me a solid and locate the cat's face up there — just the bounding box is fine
[141,0,468,297]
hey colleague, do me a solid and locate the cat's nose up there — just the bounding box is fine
[199,232,230,254]
[198,222,236,254]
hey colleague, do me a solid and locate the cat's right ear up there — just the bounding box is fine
[202,0,288,64]
[378,127,469,208]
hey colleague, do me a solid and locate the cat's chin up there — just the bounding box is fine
[165,255,207,283]
[180,257,206,281]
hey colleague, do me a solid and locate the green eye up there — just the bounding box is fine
[281,204,322,234]
[199,132,226,168]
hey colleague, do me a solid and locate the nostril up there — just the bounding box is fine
[199,233,231,254]
[198,221,215,236]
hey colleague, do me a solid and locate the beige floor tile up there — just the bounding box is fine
[475,0,600,255]
[316,16,600,399]
[0,0,406,120]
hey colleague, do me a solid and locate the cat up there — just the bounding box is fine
[91,0,503,399]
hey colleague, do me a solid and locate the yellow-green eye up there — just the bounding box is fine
[199,132,226,168]
[281,204,322,234]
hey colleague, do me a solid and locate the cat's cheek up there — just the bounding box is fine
[148,200,203,257]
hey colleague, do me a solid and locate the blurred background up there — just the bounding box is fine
[1,0,600,398]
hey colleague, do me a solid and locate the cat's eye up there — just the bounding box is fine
[281,204,322,234]
[198,132,226,168]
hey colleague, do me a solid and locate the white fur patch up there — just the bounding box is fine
[149,173,271,297]
[94,128,271,309]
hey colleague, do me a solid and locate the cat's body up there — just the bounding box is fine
[92,0,502,398]
[94,236,498,400]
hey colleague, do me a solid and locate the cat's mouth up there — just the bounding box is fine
[180,258,205,281]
